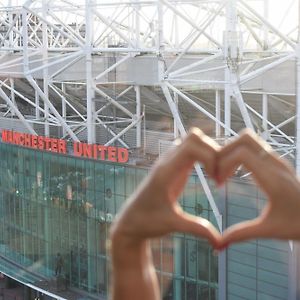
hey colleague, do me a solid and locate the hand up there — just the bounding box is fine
[110,127,222,249]
[109,128,222,300]
[217,129,300,247]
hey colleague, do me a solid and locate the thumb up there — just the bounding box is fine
[219,218,270,249]
[175,212,222,249]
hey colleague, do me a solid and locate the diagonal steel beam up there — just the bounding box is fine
[232,84,254,130]
[239,0,296,48]
[161,82,222,231]
[166,82,237,136]
[95,116,129,148]
[93,9,135,48]
[104,115,143,147]
[94,54,131,82]
[94,85,133,118]
[0,86,36,135]
[161,0,222,49]
[26,75,80,141]
[240,53,295,84]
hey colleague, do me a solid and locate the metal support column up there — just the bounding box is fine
[10,78,15,116]
[288,37,300,300]
[8,0,13,50]
[224,0,237,138]
[262,93,268,139]
[215,90,221,138]
[157,0,164,52]
[220,0,238,298]
[35,89,40,119]
[218,186,227,300]
[174,237,181,300]
[135,85,142,148]
[62,83,67,137]
[42,0,50,136]
[224,69,231,138]
[86,0,95,143]
[287,3,300,297]
[263,0,269,50]
[135,0,140,48]
[173,92,179,139]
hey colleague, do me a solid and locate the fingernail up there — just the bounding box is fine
[219,243,229,251]
[214,243,229,252]
[214,175,223,187]
[216,180,224,188]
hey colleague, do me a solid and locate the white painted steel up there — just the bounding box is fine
[161,83,222,231]
[0,6,298,295]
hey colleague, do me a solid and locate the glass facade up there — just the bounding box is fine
[0,142,218,299]
[226,180,289,300]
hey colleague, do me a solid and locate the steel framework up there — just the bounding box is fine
[0,0,299,298]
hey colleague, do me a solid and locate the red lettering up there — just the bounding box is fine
[97,145,107,160]
[19,134,24,145]
[118,148,129,163]
[51,139,58,152]
[31,135,38,148]
[108,146,117,162]
[1,130,129,163]
[38,136,44,149]
[73,142,82,157]
[82,143,93,158]
[7,131,13,143]
[44,137,51,150]
[58,140,67,154]
[93,144,98,159]
[24,134,31,147]
[12,132,20,145]
[1,130,8,142]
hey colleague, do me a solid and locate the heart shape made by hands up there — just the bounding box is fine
[215,129,300,249]
[110,127,300,252]
[109,127,300,300]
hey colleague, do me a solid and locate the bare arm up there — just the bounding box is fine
[109,128,222,300]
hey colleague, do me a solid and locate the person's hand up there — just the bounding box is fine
[110,128,222,250]
[109,128,222,300]
[217,129,300,248]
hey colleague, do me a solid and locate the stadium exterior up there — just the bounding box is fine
[0,0,298,299]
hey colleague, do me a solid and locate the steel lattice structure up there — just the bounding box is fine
[0,1,298,220]
[0,2,299,294]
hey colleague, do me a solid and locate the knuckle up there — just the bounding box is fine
[240,144,251,155]
[239,128,255,142]
[206,151,217,166]
[186,128,203,143]
[234,145,250,162]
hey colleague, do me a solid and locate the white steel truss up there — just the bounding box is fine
[0,0,297,222]
[0,2,299,290]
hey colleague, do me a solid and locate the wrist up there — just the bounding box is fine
[109,225,150,268]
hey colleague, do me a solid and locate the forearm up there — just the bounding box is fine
[110,235,160,300]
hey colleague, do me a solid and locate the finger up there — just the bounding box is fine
[219,217,272,248]
[218,129,294,182]
[217,144,293,199]
[218,145,273,190]
[154,128,220,183]
[174,212,222,248]
[222,129,272,156]
[171,128,219,178]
